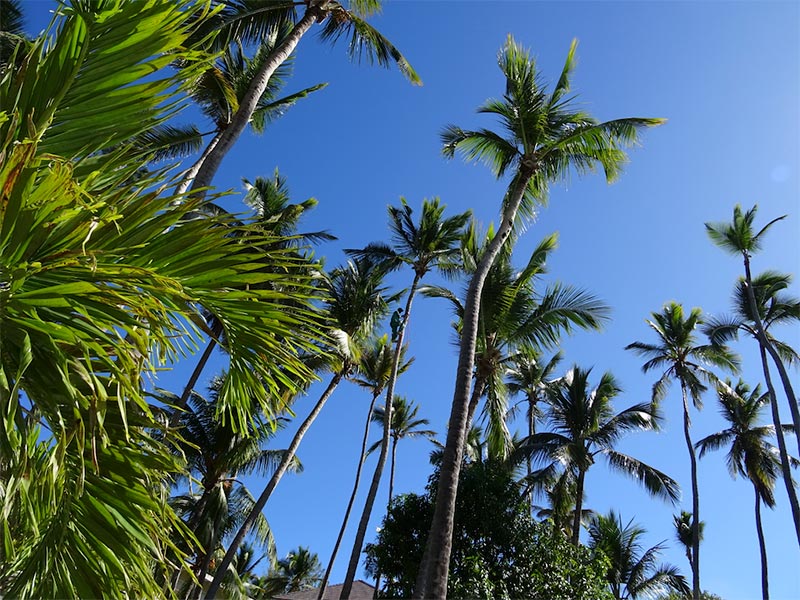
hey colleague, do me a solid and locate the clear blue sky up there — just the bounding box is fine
[26,1,800,598]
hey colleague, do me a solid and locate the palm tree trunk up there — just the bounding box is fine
[414,166,535,600]
[464,377,486,428]
[570,469,586,546]
[680,382,701,600]
[187,7,322,196]
[757,345,800,544]
[318,390,381,600]
[340,275,421,600]
[742,256,800,459]
[753,484,769,600]
[389,437,398,504]
[526,395,536,508]
[169,329,221,429]
[204,371,345,599]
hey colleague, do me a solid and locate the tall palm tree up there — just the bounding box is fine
[162,378,300,596]
[696,380,797,600]
[423,228,608,459]
[340,197,470,599]
[368,396,438,503]
[183,0,420,196]
[626,303,739,600]
[317,338,413,600]
[705,205,800,454]
[588,511,690,600]
[704,271,800,543]
[522,366,680,546]
[205,257,392,598]
[418,36,664,598]
[507,348,564,505]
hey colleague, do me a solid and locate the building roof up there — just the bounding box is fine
[273,580,375,600]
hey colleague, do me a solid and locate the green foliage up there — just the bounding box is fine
[365,460,612,600]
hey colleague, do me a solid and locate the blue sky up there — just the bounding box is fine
[26,1,800,598]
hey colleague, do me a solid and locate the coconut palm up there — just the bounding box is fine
[522,366,680,546]
[423,227,608,459]
[704,271,800,543]
[205,257,392,598]
[705,205,800,453]
[0,4,325,597]
[626,303,739,600]
[317,338,413,600]
[673,511,704,578]
[162,378,301,596]
[419,36,664,598]
[368,396,438,503]
[255,546,324,597]
[696,380,797,600]
[340,197,470,599]
[182,0,420,196]
[588,511,690,600]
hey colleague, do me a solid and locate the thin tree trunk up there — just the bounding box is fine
[318,390,381,600]
[169,328,221,430]
[570,469,586,546]
[758,344,800,544]
[204,371,344,599]
[680,382,701,600]
[340,276,421,599]
[742,256,800,459]
[526,395,536,508]
[176,133,222,195]
[389,437,398,504]
[188,7,322,196]
[753,484,769,600]
[414,166,535,600]
[464,377,485,429]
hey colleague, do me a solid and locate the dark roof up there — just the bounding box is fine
[274,580,375,600]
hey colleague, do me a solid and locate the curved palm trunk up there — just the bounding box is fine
[742,256,800,459]
[204,371,345,599]
[317,390,381,600]
[169,332,220,430]
[526,395,536,508]
[388,436,398,504]
[757,345,800,544]
[185,7,322,196]
[570,469,586,546]
[415,166,534,600]
[340,276,421,600]
[753,484,769,600]
[465,377,486,429]
[679,382,701,600]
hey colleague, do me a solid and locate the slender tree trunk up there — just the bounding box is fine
[464,377,485,429]
[187,7,322,196]
[340,276,421,599]
[414,166,535,600]
[753,484,769,600]
[176,133,222,195]
[742,256,800,459]
[526,395,536,508]
[570,468,586,546]
[169,328,221,430]
[318,390,381,600]
[757,345,800,544]
[680,382,701,600]
[388,437,398,504]
[204,371,345,599]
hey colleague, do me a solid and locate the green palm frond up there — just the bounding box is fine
[705,204,787,257]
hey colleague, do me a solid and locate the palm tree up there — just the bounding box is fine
[162,379,300,596]
[205,257,392,598]
[673,511,704,579]
[704,271,800,543]
[695,379,797,600]
[626,302,739,600]
[423,228,608,459]
[522,366,680,546]
[175,27,327,194]
[317,338,413,600]
[340,197,470,599]
[418,36,664,598]
[368,396,438,503]
[0,4,325,596]
[705,205,800,454]
[266,547,324,595]
[588,511,690,600]
[182,0,420,196]
[507,348,564,505]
